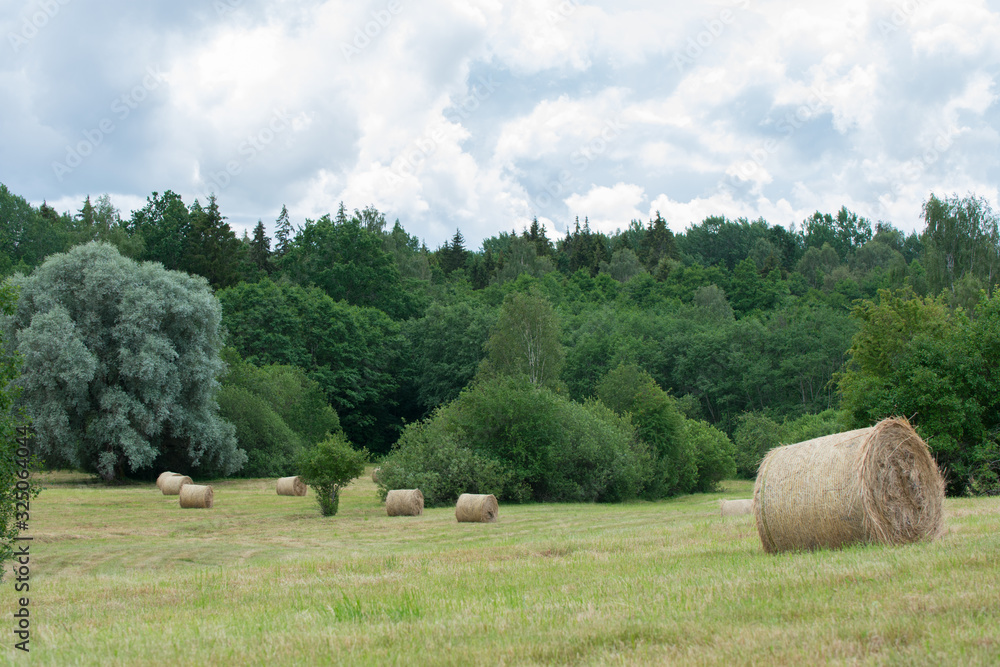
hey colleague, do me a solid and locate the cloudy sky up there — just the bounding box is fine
[2,0,999,248]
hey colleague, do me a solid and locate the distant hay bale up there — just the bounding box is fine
[385,489,423,516]
[371,467,380,483]
[161,475,193,495]
[455,494,499,523]
[156,471,181,490]
[179,484,214,509]
[276,476,307,496]
[720,499,753,517]
[753,417,945,553]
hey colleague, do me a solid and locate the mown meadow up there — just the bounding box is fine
[5,470,999,666]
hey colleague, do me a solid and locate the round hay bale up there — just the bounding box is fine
[161,475,193,496]
[179,484,214,509]
[455,493,499,523]
[720,499,753,517]
[156,471,181,490]
[385,489,423,516]
[753,417,945,553]
[276,476,307,496]
[371,467,380,483]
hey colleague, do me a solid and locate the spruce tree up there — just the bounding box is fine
[274,205,293,256]
[249,220,272,274]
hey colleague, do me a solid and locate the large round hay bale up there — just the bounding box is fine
[156,471,181,490]
[720,499,753,517]
[455,493,499,523]
[371,467,380,483]
[179,484,214,509]
[161,475,193,496]
[385,489,423,516]
[753,417,945,553]
[276,476,307,496]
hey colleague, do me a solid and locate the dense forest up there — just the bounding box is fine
[1,182,998,497]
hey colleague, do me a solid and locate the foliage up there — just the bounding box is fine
[921,193,999,296]
[732,409,844,479]
[217,385,301,478]
[220,349,341,448]
[683,419,737,492]
[218,278,402,454]
[297,432,368,516]
[0,281,34,578]
[280,211,420,319]
[374,420,511,507]
[837,288,999,495]
[380,376,650,504]
[8,182,1000,498]
[3,242,244,481]
[482,291,564,389]
[596,364,696,497]
[404,301,497,412]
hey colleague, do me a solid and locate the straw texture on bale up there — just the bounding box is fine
[276,476,307,496]
[720,499,753,517]
[371,467,380,483]
[160,475,193,495]
[385,489,424,516]
[753,417,945,553]
[455,493,499,523]
[156,471,181,490]
[179,484,214,509]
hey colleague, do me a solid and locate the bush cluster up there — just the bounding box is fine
[377,376,649,506]
[378,368,737,506]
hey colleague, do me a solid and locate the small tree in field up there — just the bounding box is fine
[297,433,367,516]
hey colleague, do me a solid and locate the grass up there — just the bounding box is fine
[4,469,999,665]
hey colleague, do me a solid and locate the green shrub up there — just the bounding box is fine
[216,385,302,478]
[732,412,782,478]
[297,433,368,516]
[596,364,697,497]
[378,376,650,504]
[375,421,512,507]
[218,349,343,478]
[684,419,736,492]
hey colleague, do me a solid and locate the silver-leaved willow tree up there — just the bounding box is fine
[1,242,246,481]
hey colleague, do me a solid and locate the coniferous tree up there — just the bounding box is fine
[249,220,272,275]
[440,229,469,274]
[183,194,244,288]
[274,205,293,257]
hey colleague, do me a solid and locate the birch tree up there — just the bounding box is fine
[483,292,564,389]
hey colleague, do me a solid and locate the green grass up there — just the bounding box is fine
[5,470,1000,665]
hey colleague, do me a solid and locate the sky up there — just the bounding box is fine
[2,0,999,249]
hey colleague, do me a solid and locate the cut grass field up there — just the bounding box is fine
[5,469,1000,666]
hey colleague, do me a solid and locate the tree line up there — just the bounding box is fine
[1,181,998,496]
